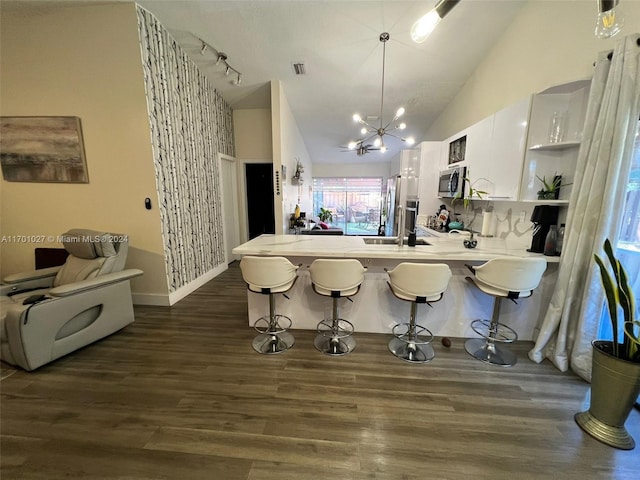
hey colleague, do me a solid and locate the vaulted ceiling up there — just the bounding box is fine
[137,0,527,163]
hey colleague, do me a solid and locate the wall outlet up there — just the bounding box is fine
[519,211,527,223]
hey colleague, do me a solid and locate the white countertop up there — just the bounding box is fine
[232,233,559,263]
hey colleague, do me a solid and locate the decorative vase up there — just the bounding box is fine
[574,340,640,450]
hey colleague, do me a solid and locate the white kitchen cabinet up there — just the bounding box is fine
[460,96,530,201]
[519,80,590,201]
[486,95,531,200]
[464,114,495,196]
[417,141,442,216]
[400,148,421,200]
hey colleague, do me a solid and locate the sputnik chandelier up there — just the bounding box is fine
[347,32,414,154]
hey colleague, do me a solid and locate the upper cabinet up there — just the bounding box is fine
[417,141,443,216]
[519,80,590,202]
[462,96,531,200]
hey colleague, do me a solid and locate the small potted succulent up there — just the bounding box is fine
[536,174,570,200]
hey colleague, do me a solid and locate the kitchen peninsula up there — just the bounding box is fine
[232,234,558,340]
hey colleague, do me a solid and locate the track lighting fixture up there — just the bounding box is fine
[197,38,243,86]
[215,53,227,66]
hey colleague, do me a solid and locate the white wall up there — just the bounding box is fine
[271,81,313,233]
[233,108,273,242]
[425,0,640,140]
[313,161,392,179]
[0,3,167,296]
[233,109,272,160]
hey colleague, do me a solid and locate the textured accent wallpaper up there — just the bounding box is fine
[137,6,235,293]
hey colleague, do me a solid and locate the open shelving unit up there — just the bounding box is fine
[519,80,590,203]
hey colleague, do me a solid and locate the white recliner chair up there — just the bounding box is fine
[0,229,143,371]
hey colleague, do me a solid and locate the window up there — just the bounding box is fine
[312,177,383,235]
[599,120,640,339]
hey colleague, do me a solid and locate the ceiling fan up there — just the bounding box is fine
[340,142,380,156]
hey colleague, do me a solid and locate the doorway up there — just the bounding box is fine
[245,163,275,239]
[220,154,240,263]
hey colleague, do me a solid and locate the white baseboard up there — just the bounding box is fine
[131,293,171,306]
[132,263,229,306]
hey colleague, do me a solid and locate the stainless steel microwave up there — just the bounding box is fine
[438,166,466,198]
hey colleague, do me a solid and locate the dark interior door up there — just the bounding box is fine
[246,163,275,239]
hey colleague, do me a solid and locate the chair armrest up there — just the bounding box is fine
[48,269,144,297]
[3,266,61,284]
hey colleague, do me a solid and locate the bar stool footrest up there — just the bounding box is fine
[316,318,354,340]
[470,319,517,344]
[391,323,434,346]
[253,315,292,335]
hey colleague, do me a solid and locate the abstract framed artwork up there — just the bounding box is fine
[0,116,89,183]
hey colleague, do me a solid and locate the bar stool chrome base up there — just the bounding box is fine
[252,314,294,355]
[314,318,356,356]
[464,338,517,367]
[388,323,435,364]
[464,318,518,367]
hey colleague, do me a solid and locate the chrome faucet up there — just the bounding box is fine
[396,204,404,246]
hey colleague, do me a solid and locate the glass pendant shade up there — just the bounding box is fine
[595,0,623,38]
[410,0,460,44]
[410,10,441,43]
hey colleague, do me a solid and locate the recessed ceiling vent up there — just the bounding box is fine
[292,62,306,75]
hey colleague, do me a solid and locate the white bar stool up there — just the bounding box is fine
[239,256,299,354]
[386,263,452,364]
[464,257,547,366]
[309,259,366,356]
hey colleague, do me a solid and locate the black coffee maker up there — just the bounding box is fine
[528,205,559,253]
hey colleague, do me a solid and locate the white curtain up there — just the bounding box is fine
[529,34,640,380]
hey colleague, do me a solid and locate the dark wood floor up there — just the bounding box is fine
[1,262,638,479]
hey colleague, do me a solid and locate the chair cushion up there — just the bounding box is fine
[53,256,107,287]
[387,263,451,302]
[472,257,547,294]
[240,256,299,293]
[62,230,119,258]
[310,259,365,298]
[53,230,125,287]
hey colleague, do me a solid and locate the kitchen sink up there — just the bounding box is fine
[363,237,430,246]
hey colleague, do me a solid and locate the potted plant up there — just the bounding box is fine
[536,174,570,200]
[452,172,489,248]
[318,207,333,223]
[574,238,640,450]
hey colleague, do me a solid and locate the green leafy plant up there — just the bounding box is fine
[594,239,640,362]
[536,173,571,199]
[452,172,489,210]
[318,207,333,223]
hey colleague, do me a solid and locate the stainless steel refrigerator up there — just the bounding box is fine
[384,174,418,237]
[384,175,401,237]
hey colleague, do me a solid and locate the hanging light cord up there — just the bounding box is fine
[198,38,243,85]
[346,32,415,152]
[379,34,387,131]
